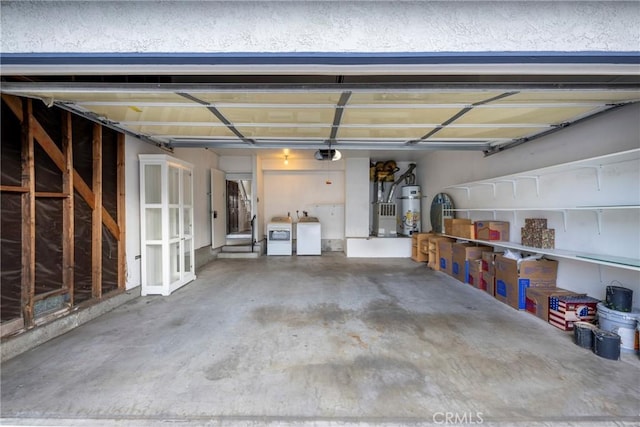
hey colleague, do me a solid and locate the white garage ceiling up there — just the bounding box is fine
[3,81,639,160]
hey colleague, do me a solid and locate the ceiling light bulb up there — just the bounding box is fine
[284,155,289,165]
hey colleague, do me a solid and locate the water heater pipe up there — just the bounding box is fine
[386,163,416,203]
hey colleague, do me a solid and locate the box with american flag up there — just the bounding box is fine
[549,295,600,331]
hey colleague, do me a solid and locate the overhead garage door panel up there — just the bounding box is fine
[127,125,237,138]
[337,127,435,139]
[88,105,224,123]
[349,92,504,105]
[492,91,640,104]
[217,107,335,124]
[457,106,598,125]
[435,126,543,139]
[342,108,460,125]
[3,86,637,152]
[22,91,190,104]
[236,126,330,139]
[194,92,342,105]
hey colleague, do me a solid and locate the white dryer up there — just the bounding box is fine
[267,216,292,255]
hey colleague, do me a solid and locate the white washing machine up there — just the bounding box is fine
[267,216,292,255]
[296,217,321,255]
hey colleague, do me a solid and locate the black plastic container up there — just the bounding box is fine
[593,330,621,360]
[574,321,597,349]
[606,285,633,312]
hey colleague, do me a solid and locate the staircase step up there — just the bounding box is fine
[225,235,253,246]
[217,251,261,259]
[221,245,256,253]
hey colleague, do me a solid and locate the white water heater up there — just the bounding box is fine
[399,185,421,236]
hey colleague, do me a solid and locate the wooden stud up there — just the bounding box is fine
[21,98,35,327]
[0,185,29,193]
[2,94,120,239]
[34,192,69,198]
[116,133,126,290]
[62,111,74,306]
[91,123,103,299]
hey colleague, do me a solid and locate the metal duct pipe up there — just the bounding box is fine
[386,163,416,203]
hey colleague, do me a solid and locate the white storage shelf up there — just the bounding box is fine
[443,148,640,272]
[442,234,640,271]
[447,148,640,198]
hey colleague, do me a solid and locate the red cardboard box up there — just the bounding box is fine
[549,295,599,331]
[494,255,558,310]
[467,260,483,289]
[452,243,493,283]
[481,251,503,275]
[475,220,510,241]
[482,272,495,296]
[525,287,584,321]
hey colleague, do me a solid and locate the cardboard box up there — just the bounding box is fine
[525,287,584,321]
[482,272,495,296]
[438,239,455,276]
[481,251,503,275]
[467,260,483,289]
[453,224,476,240]
[420,240,429,255]
[452,243,493,283]
[549,295,599,331]
[411,233,432,262]
[429,236,454,271]
[444,218,471,235]
[494,255,558,310]
[475,220,510,241]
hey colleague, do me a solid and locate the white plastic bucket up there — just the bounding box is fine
[597,302,639,353]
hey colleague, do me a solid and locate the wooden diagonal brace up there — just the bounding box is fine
[2,94,120,239]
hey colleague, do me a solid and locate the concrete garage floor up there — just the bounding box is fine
[1,254,639,427]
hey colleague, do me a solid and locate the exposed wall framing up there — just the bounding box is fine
[1,95,126,337]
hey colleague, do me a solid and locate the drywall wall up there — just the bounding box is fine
[345,157,370,238]
[254,155,265,244]
[2,2,637,53]
[418,103,640,301]
[261,157,346,242]
[124,140,219,290]
[218,155,253,174]
[263,171,345,241]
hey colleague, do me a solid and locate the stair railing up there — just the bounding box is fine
[250,214,257,253]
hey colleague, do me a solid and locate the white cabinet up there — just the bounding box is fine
[444,149,640,272]
[140,154,196,296]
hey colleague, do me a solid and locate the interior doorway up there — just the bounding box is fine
[226,178,252,237]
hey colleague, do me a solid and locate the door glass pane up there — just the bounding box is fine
[145,208,162,240]
[170,242,180,283]
[183,238,193,275]
[168,166,179,205]
[169,207,180,239]
[144,165,162,204]
[183,207,192,237]
[146,245,163,286]
[183,171,192,205]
